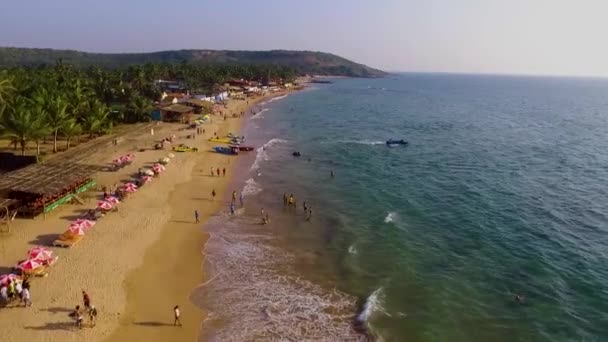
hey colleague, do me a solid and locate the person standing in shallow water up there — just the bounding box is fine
[239,192,244,207]
[211,189,216,201]
[194,210,200,223]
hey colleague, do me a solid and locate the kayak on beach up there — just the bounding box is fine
[230,145,254,151]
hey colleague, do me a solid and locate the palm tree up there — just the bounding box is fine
[60,119,82,150]
[126,94,153,123]
[46,95,70,153]
[0,75,16,105]
[2,98,50,159]
[81,100,111,137]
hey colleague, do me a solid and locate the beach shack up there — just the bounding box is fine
[159,103,194,123]
[184,98,212,114]
[0,163,98,218]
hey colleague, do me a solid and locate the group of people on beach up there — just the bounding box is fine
[70,290,97,329]
[210,167,226,177]
[1,278,31,308]
[282,193,313,220]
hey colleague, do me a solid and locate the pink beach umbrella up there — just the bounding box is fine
[104,196,120,204]
[152,164,165,174]
[69,224,87,236]
[73,219,96,229]
[17,259,43,271]
[0,273,21,285]
[97,200,114,211]
[141,175,153,184]
[121,182,138,193]
[28,246,54,260]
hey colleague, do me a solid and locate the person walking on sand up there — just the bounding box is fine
[232,190,237,202]
[223,168,226,177]
[288,194,295,208]
[73,305,84,329]
[21,287,31,307]
[216,167,221,176]
[211,189,216,201]
[89,305,98,326]
[303,201,308,213]
[82,291,91,310]
[210,167,214,176]
[174,305,182,326]
[239,192,244,207]
[261,208,265,217]
[194,210,200,223]
[307,207,313,221]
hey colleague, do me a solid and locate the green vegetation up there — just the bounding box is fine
[0,61,298,161]
[0,48,386,78]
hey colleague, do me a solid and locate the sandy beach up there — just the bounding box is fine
[0,90,291,342]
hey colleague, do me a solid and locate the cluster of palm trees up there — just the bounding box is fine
[0,61,297,161]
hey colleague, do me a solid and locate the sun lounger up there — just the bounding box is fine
[23,265,49,278]
[52,230,84,248]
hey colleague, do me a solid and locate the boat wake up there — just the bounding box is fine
[336,140,385,146]
[242,178,262,197]
[250,138,287,171]
[348,244,358,255]
[384,212,397,223]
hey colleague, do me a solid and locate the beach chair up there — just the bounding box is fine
[52,230,84,248]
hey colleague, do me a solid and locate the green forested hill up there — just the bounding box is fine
[0,47,386,77]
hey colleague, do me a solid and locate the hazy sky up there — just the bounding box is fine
[1,0,608,76]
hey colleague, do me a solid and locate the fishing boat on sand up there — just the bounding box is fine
[213,146,239,155]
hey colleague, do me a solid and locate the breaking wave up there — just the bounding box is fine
[250,138,287,171]
[384,212,397,223]
[242,178,262,197]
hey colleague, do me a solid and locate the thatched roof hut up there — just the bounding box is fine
[0,162,98,216]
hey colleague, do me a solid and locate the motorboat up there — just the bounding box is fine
[213,146,239,155]
[231,145,254,151]
[386,139,408,146]
[292,151,302,157]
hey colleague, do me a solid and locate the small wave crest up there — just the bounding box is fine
[242,178,262,197]
[348,244,358,255]
[355,287,390,340]
[251,108,269,120]
[268,94,288,102]
[250,138,287,171]
[384,212,397,223]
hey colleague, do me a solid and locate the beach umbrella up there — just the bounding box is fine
[152,163,166,173]
[97,200,114,210]
[70,219,96,232]
[121,183,138,193]
[69,224,87,236]
[142,169,155,176]
[0,274,20,285]
[104,196,120,204]
[17,259,43,271]
[159,157,170,165]
[167,153,175,158]
[141,175,153,184]
[28,246,54,260]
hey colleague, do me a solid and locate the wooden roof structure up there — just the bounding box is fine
[160,103,193,114]
[0,162,98,196]
[184,99,209,107]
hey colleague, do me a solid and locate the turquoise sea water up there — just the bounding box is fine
[196,74,608,341]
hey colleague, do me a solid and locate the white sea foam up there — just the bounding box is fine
[197,215,363,341]
[268,94,288,102]
[348,244,358,255]
[357,287,388,323]
[242,178,262,197]
[251,108,269,120]
[250,138,287,171]
[384,212,397,223]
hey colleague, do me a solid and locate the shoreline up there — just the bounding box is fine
[107,90,294,341]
